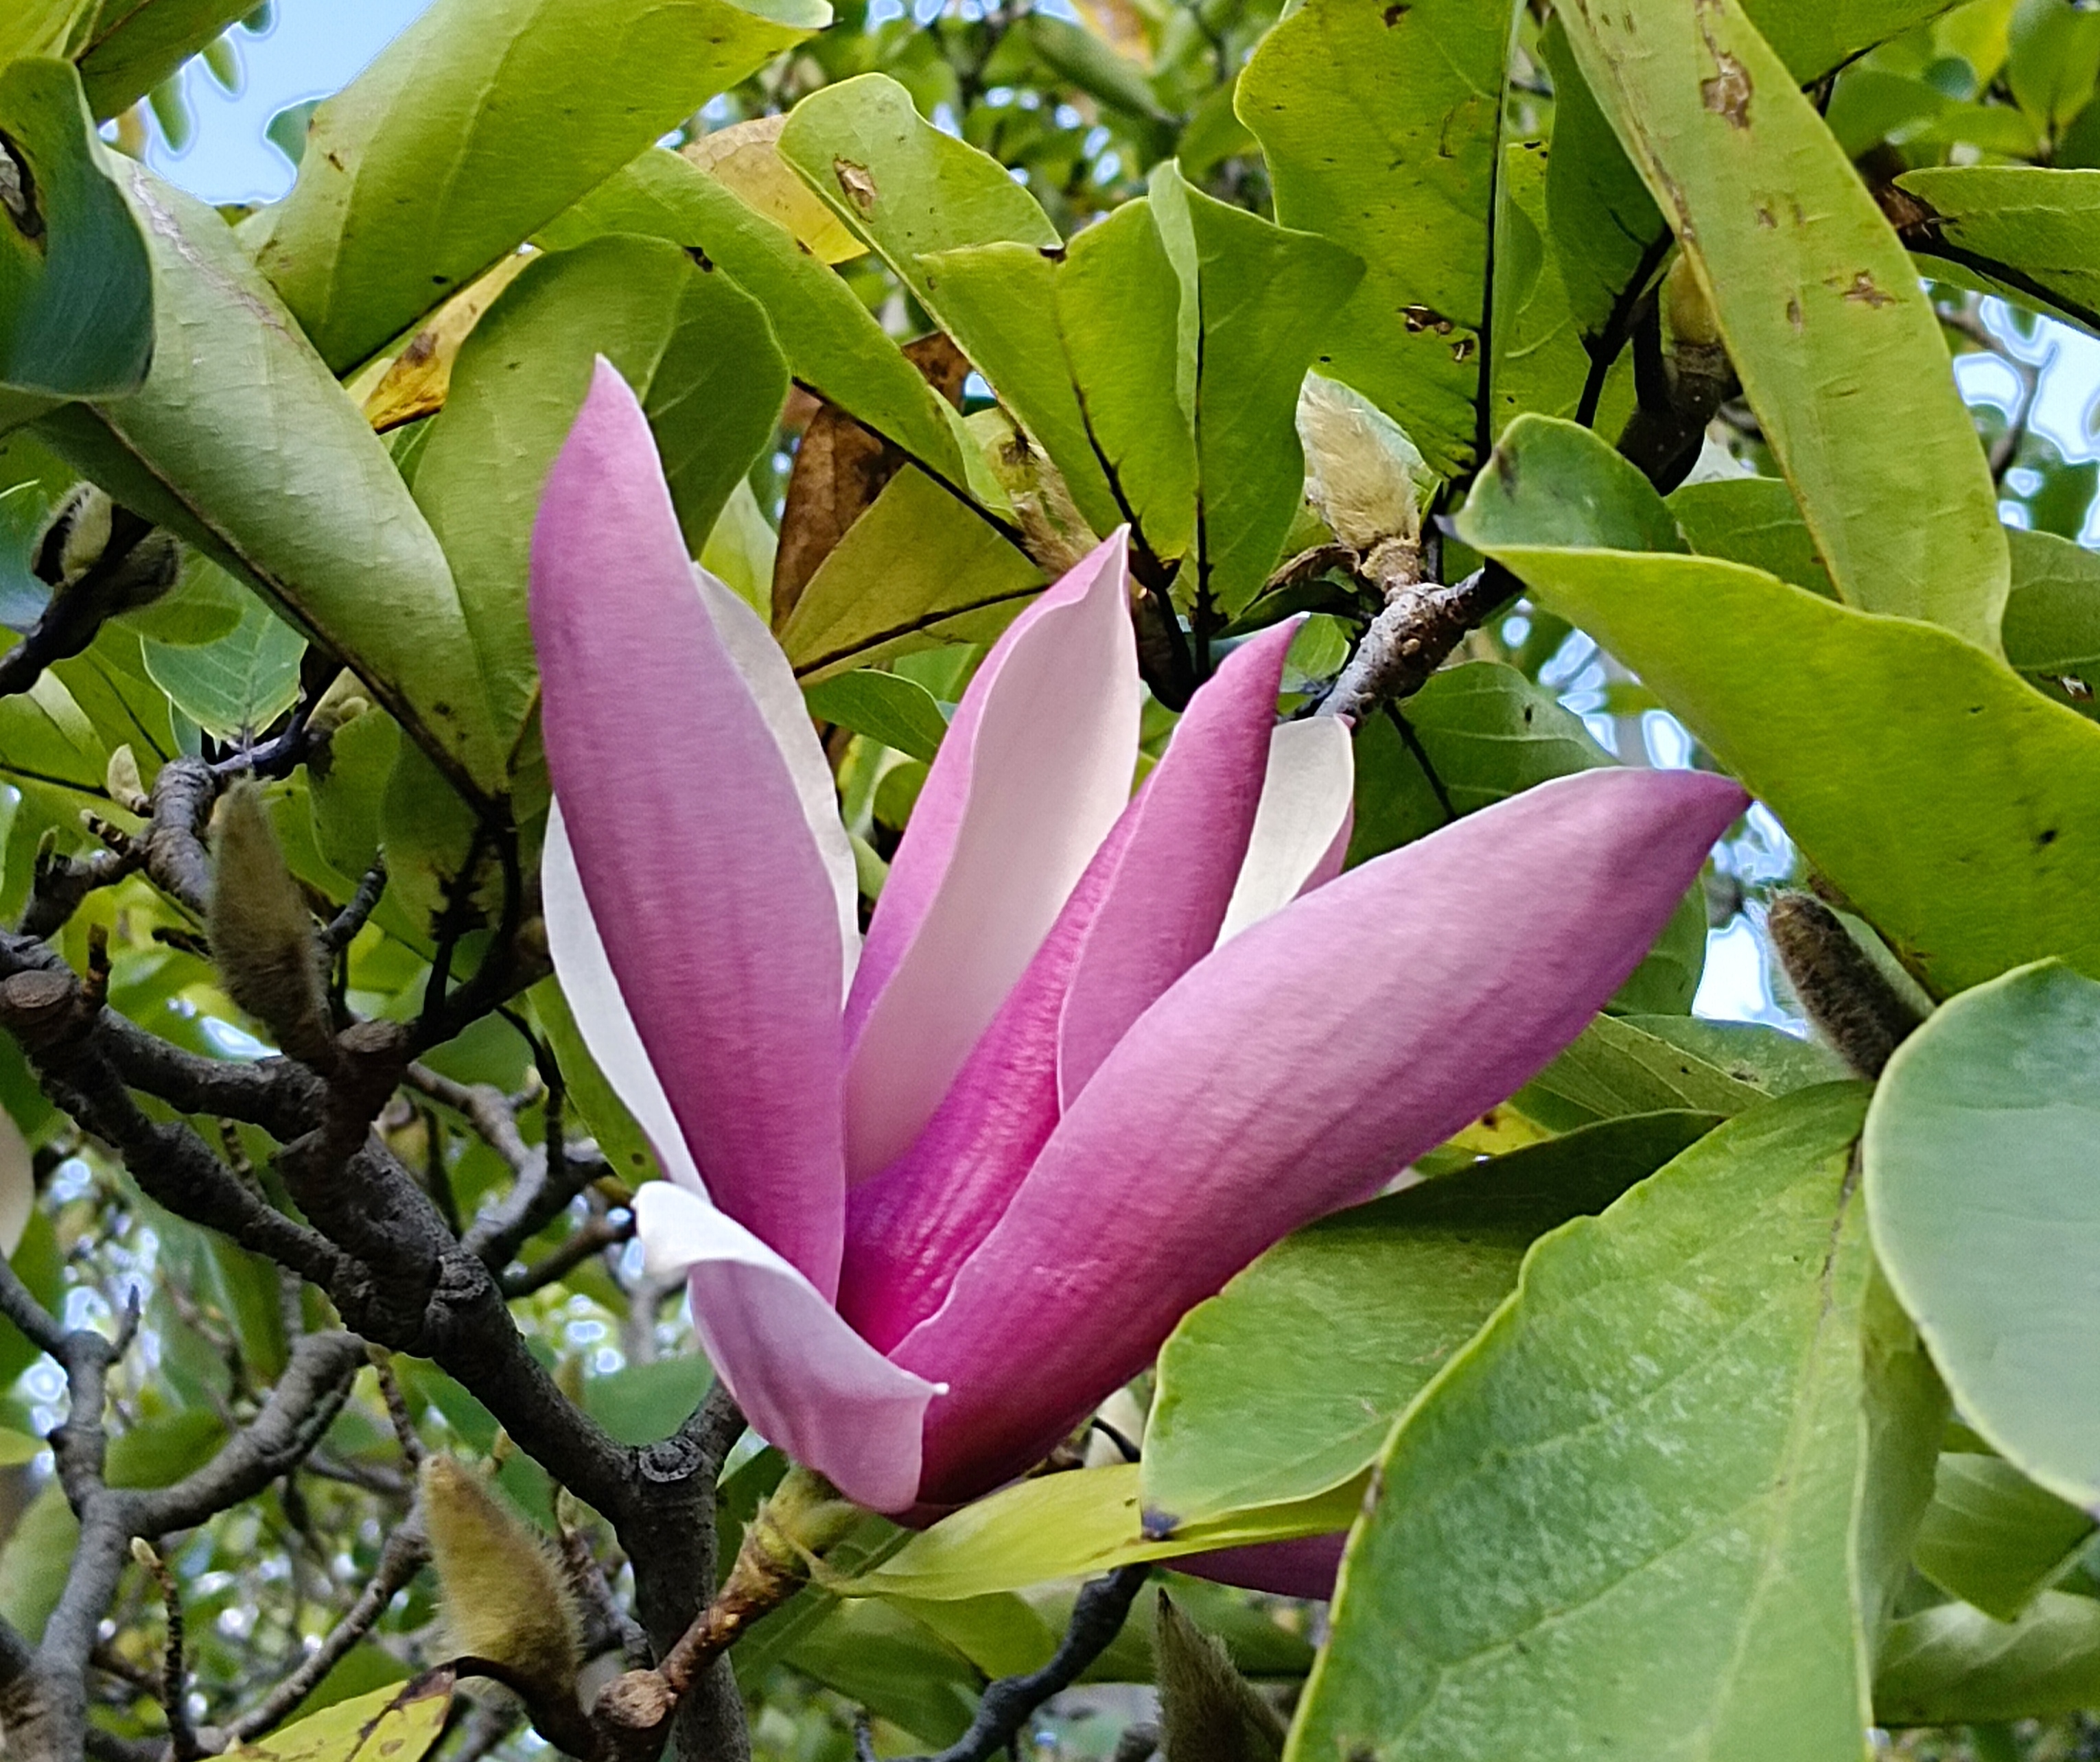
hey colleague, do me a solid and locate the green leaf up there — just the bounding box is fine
[582,1356,714,1448]
[0,1429,41,1467]
[784,1599,980,1747]
[142,587,305,740]
[1867,960,2100,1508]
[1514,1012,1768,1133]
[307,703,397,888]
[779,467,1042,682]
[827,1462,1364,1602]
[36,164,502,803]
[0,1,97,63]
[911,240,1125,541]
[537,148,970,493]
[1913,1453,2096,1623]
[802,668,948,764]
[2003,526,2100,672]
[1877,1592,2100,1726]
[1539,16,1664,351]
[1668,481,2100,675]
[225,1671,454,1762]
[1898,166,2100,336]
[73,1,257,121]
[1666,474,1834,598]
[1466,418,1688,555]
[107,1407,229,1487]
[1615,1014,1848,1096]
[0,60,152,400]
[411,233,787,747]
[1237,0,1508,478]
[1056,197,1199,561]
[1143,1111,1720,1528]
[1460,416,2100,996]
[0,1481,74,1641]
[1293,1085,1880,1761]
[1555,0,2008,650]
[2007,0,2100,134]
[1147,165,1362,618]
[1347,661,1616,862]
[528,977,660,1190]
[776,72,1058,317]
[245,0,825,373]
[1489,137,1598,437]
[1744,0,1970,83]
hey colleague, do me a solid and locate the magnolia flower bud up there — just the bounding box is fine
[1664,252,1723,351]
[207,783,336,1068]
[104,745,148,815]
[1296,373,1432,556]
[33,484,178,614]
[1767,891,1925,1079]
[1157,1595,1286,1762]
[421,1457,583,1706]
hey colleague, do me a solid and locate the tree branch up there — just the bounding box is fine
[1314,567,1515,723]
[884,1565,1154,1762]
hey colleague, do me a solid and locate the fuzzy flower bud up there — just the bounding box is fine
[207,782,336,1068]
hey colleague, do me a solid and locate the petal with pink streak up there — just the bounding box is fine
[893,766,1750,1503]
[695,567,861,993]
[531,359,846,1293]
[1217,718,1355,944]
[634,1183,937,1514]
[543,803,707,1197]
[839,813,1136,1356]
[1175,1533,1347,1599]
[1057,621,1295,1107]
[841,531,1141,1179]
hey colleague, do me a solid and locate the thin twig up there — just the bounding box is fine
[215,1518,430,1747]
[128,1540,204,1762]
[890,1565,1154,1762]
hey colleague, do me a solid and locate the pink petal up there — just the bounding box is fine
[543,803,708,1197]
[841,531,1141,1179]
[1058,621,1296,1106]
[893,767,1749,1503]
[1175,1533,1346,1599]
[1217,716,1355,943]
[839,624,1292,1353]
[532,359,846,1294]
[839,812,1136,1356]
[694,568,861,994]
[633,1184,937,1513]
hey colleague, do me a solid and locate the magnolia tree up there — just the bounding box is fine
[1,0,2099,1758]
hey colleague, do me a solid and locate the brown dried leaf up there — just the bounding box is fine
[770,333,972,633]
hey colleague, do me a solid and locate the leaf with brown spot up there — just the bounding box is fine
[226,1669,454,1762]
[681,116,865,264]
[1556,0,2007,651]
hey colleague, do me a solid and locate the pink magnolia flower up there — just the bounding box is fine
[530,361,1748,1517]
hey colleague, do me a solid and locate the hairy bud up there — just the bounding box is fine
[104,744,148,815]
[33,484,178,614]
[421,1457,583,1706]
[1663,253,1723,351]
[1156,1595,1285,1762]
[207,783,336,1068]
[1767,891,1926,1079]
[1296,373,1432,556]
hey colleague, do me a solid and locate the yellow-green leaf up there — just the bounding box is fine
[1556,0,2007,650]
